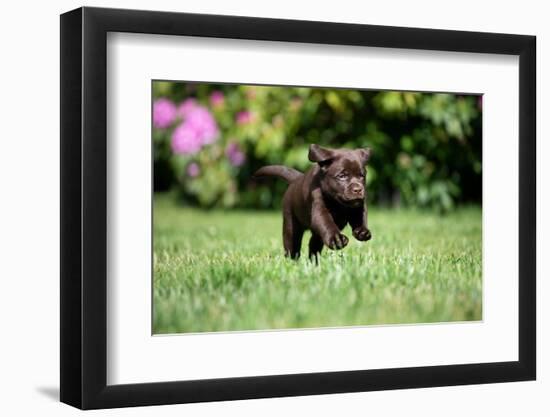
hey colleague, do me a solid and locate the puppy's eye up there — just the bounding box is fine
[336,172,348,179]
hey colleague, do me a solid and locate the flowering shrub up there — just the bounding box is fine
[153,98,177,129]
[153,82,481,212]
[225,142,245,167]
[170,101,219,155]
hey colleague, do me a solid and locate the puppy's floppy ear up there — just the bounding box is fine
[309,144,334,166]
[358,148,372,165]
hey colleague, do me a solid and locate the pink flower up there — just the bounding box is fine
[177,98,198,117]
[171,105,219,155]
[185,107,219,145]
[186,162,200,177]
[225,142,246,167]
[153,98,177,128]
[236,110,254,125]
[171,124,202,155]
[210,91,225,107]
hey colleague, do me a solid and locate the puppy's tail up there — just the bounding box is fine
[253,165,302,183]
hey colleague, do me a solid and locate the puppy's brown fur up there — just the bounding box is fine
[254,144,372,260]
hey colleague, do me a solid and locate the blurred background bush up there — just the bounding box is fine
[153,81,481,213]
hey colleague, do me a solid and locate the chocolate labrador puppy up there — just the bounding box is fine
[254,144,372,260]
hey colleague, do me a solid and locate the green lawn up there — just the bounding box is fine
[153,194,482,334]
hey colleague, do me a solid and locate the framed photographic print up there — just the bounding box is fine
[60,6,536,409]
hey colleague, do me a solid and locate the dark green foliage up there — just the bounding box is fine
[153,82,481,212]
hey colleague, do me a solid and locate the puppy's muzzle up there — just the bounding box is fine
[349,184,364,199]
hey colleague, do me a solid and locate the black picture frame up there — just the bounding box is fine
[60,6,536,410]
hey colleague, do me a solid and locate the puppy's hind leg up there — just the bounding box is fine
[283,212,304,260]
[308,234,324,264]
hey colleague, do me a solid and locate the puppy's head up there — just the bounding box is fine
[309,144,371,208]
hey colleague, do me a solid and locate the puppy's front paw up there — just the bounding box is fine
[325,231,349,250]
[353,227,372,241]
